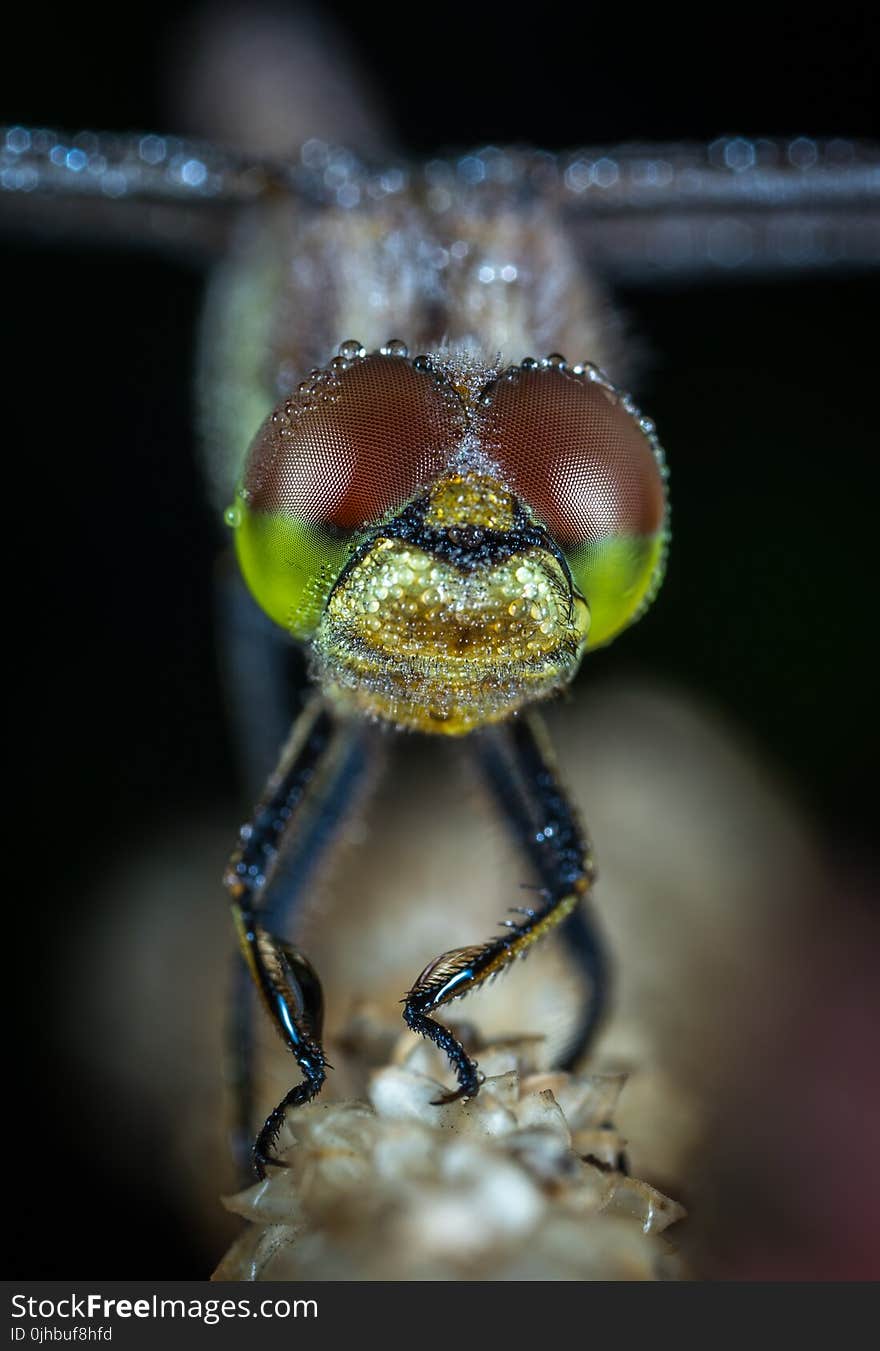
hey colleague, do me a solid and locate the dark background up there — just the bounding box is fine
[3,2,878,1278]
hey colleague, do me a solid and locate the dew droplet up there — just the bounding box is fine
[339,338,366,360]
[381,339,408,358]
[224,504,241,528]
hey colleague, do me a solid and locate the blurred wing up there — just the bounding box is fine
[0,127,290,258]
[551,136,880,280]
[406,136,880,280]
[3,128,879,276]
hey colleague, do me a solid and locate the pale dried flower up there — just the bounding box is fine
[215,1025,685,1280]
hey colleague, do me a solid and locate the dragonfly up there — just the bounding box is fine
[5,115,880,1190]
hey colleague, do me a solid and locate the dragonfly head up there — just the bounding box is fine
[228,343,668,734]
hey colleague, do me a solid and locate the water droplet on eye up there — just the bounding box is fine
[521,357,538,369]
[224,504,241,528]
[338,338,366,360]
[547,352,567,368]
[381,338,408,358]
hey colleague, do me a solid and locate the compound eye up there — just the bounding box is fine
[476,364,668,648]
[243,352,465,528]
[231,351,465,636]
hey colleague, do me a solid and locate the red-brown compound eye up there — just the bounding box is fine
[473,361,669,650]
[474,363,666,550]
[241,352,466,530]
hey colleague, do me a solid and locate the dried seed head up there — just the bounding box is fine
[216,1030,685,1281]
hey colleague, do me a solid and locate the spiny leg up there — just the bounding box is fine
[474,713,607,1069]
[224,695,367,1177]
[402,711,596,1104]
[231,910,327,1178]
[239,723,371,1175]
[217,556,310,1178]
[478,716,625,1169]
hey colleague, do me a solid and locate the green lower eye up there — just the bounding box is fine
[567,532,667,649]
[231,504,352,638]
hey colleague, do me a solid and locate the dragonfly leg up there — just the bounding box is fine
[216,560,324,1177]
[224,696,369,1178]
[402,713,596,1103]
[473,714,607,1069]
[230,910,327,1177]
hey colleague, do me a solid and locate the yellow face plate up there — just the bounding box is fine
[313,496,591,734]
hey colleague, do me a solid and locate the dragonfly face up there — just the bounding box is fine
[230,345,668,732]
